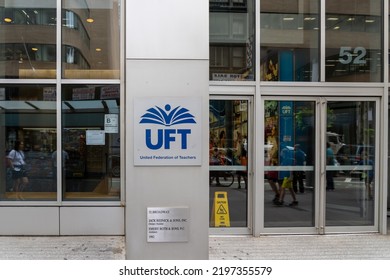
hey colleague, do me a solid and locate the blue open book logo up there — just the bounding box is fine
[140,104,196,150]
[140,104,196,126]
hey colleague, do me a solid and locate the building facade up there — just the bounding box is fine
[0,0,389,258]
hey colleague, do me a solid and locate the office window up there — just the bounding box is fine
[62,0,120,79]
[260,0,320,82]
[325,0,382,82]
[0,2,56,79]
[0,85,57,201]
[62,84,120,201]
[210,0,255,81]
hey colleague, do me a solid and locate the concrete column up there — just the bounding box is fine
[125,0,209,259]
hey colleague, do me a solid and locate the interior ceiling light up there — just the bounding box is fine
[31,47,38,51]
[86,18,94,23]
[4,17,12,23]
[365,19,375,23]
[327,17,339,21]
[95,48,102,52]
[283,17,294,21]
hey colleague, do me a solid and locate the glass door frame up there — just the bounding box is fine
[259,95,381,235]
[260,96,321,235]
[209,94,254,235]
[322,96,380,234]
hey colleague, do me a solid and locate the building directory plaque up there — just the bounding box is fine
[147,207,189,242]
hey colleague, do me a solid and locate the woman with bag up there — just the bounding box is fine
[7,141,29,199]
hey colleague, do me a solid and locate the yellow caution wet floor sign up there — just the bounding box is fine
[211,191,230,227]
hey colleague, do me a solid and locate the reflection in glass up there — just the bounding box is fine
[0,2,56,79]
[260,0,320,82]
[0,85,57,201]
[62,85,120,201]
[264,100,316,227]
[209,0,255,81]
[62,0,120,79]
[326,101,376,226]
[325,0,382,82]
[209,100,248,227]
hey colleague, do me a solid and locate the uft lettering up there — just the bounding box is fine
[145,129,191,149]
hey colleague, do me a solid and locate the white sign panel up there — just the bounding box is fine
[147,207,189,243]
[212,73,244,81]
[105,114,118,133]
[134,97,202,166]
[43,87,56,101]
[0,88,5,100]
[86,130,105,145]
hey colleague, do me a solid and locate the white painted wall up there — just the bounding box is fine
[125,0,209,259]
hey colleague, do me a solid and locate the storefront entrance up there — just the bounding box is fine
[263,96,379,234]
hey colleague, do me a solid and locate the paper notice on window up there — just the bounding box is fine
[86,130,105,145]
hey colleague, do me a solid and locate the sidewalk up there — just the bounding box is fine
[209,233,390,260]
[1,233,390,260]
[0,236,125,260]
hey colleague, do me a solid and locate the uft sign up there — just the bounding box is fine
[134,97,202,166]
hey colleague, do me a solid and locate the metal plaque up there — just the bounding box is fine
[147,207,189,242]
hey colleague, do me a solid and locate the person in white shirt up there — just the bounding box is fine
[7,141,28,197]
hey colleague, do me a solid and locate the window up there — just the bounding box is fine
[325,0,383,82]
[0,4,56,79]
[1,85,57,201]
[260,0,320,82]
[210,0,255,81]
[62,0,120,79]
[62,85,120,201]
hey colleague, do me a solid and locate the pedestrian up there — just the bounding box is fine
[293,144,306,193]
[326,142,335,191]
[274,145,298,206]
[7,141,29,199]
[267,157,281,202]
[358,151,374,200]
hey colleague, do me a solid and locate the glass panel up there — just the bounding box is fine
[209,0,255,81]
[62,0,120,79]
[62,84,120,201]
[0,85,57,201]
[326,0,382,82]
[0,2,56,79]
[209,99,248,227]
[264,100,316,227]
[327,101,376,226]
[260,0,320,82]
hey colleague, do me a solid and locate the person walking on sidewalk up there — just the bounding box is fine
[326,142,335,191]
[293,144,306,194]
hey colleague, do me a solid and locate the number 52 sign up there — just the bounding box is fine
[339,46,367,65]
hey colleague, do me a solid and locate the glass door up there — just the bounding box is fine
[262,97,379,234]
[324,98,378,233]
[209,97,252,234]
[263,98,318,233]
